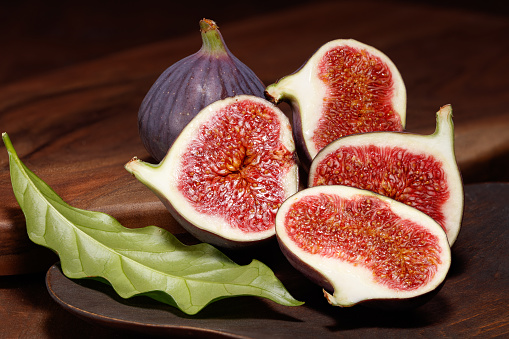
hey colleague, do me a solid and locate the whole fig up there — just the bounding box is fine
[138,19,265,161]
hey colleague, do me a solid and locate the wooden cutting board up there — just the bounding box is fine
[45,182,509,338]
[1,1,509,275]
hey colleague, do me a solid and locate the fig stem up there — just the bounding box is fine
[125,157,165,196]
[434,104,454,139]
[199,19,228,56]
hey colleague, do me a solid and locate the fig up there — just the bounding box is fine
[126,95,299,249]
[265,39,406,169]
[275,185,451,309]
[138,19,266,162]
[309,105,463,246]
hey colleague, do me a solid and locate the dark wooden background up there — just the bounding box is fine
[0,1,508,338]
[1,0,508,183]
[1,0,508,86]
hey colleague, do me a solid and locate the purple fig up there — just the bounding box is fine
[138,19,265,162]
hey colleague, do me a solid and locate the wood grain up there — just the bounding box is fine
[1,1,508,337]
[45,183,509,338]
[0,1,508,278]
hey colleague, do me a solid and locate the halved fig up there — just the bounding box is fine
[265,39,406,169]
[309,105,463,246]
[275,185,451,309]
[126,95,299,249]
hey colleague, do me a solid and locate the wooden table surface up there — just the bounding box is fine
[0,1,508,338]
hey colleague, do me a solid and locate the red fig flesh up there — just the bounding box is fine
[309,105,463,245]
[138,19,266,162]
[266,39,406,168]
[127,95,299,248]
[275,185,451,308]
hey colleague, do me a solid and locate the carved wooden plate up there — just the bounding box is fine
[46,183,509,338]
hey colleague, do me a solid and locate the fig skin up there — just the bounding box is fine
[138,19,266,162]
[265,39,406,170]
[275,185,451,309]
[276,235,445,311]
[278,237,446,311]
[127,95,299,249]
[127,176,273,250]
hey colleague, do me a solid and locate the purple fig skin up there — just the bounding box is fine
[148,181,274,250]
[358,282,446,311]
[277,233,334,292]
[289,104,313,172]
[138,19,265,162]
[277,235,445,310]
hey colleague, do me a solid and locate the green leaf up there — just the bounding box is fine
[2,132,303,315]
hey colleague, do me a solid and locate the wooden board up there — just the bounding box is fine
[45,183,509,338]
[1,1,509,276]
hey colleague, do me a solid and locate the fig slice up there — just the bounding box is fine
[275,185,451,309]
[126,95,299,249]
[309,105,463,246]
[265,39,406,169]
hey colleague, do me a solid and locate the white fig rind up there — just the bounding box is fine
[266,39,407,166]
[126,95,299,248]
[275,185,451,307]
[309,105,463,245]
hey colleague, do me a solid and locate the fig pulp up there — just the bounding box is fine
[309,105,463,246]
[138,19,266,162]
[126,95,299,249]
[276,185,451,308]
[266,39,406,169]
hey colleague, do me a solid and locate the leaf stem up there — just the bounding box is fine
[2,132,16,156]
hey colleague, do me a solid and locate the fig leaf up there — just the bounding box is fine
[2,132,303,315]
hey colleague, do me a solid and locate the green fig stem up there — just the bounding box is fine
[434,104,454,139]
[431,104,456,158]
[125,157,159,188]
[199,18,228,56]
[125,157,168,198]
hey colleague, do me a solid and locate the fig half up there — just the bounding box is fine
[126,95,299,249]
[138,19,266,162]
[266,39,406,169]
[275,185,451,309]
[309,105,463,246]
